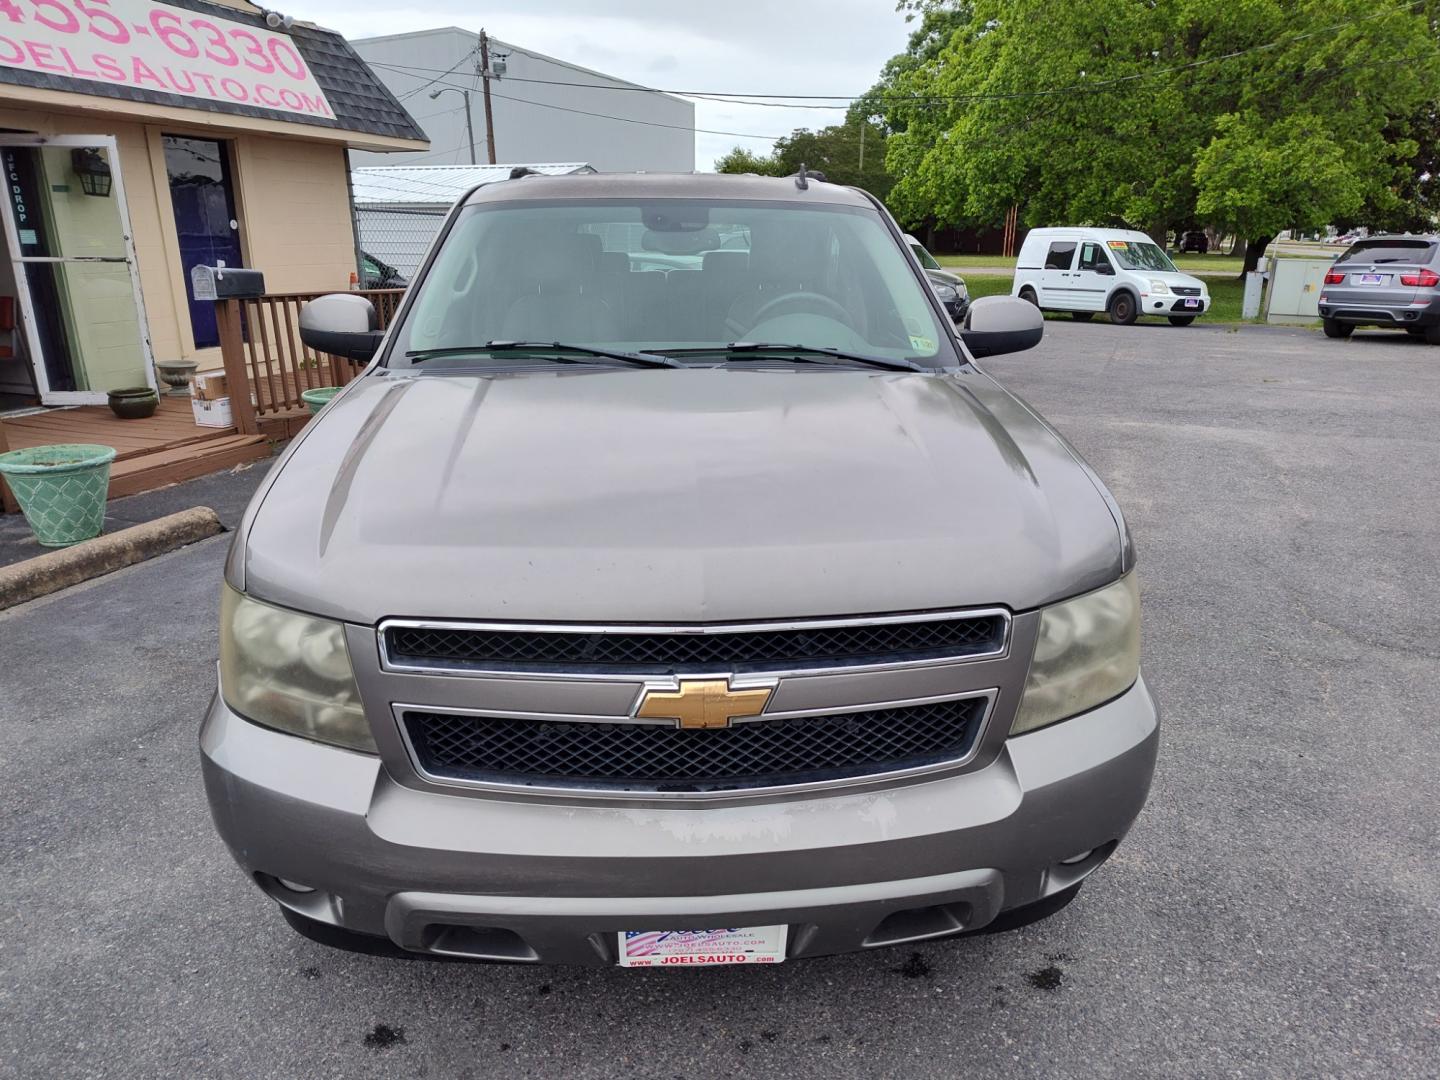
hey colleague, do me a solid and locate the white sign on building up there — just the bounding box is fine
[0,0,332,119]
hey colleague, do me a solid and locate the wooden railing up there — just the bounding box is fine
[215,288,405,434]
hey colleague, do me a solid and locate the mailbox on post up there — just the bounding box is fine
[190,264,266,301]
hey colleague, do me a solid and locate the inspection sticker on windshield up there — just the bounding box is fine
[618,927,787,967]
[1107,240,1129,249]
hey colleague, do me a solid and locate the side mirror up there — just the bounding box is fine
[959,296,1043,358]
[1096,263,1116,276]
[299,294,383,361]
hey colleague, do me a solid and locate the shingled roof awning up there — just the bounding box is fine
[0,0,427,147]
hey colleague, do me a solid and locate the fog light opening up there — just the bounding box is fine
[1059,849,1095,866]
[278,878,317,894]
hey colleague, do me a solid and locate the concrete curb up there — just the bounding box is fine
[0,507,224,611]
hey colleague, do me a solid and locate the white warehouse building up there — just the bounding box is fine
[349,28,696,172]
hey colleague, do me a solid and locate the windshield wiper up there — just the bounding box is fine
[666,342,928,373]
[405,341,683,368]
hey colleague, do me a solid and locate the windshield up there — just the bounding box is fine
[908,239,942,271]
[1337,239,1437,264]
[388,199,954,368]
[1106,240,1177,273]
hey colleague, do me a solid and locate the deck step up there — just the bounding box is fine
[107,434,270,499]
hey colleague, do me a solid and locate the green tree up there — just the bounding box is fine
[877,0,1440,272]
[714,147,787,176]
[715,118,896,200]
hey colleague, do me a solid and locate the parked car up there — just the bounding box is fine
[1178,230,1209,254]
[360,251,406,290]
[1013,227,1211,325]
[203,172,1158,968]
[1317,235,1440,342]
[905,234,969,322]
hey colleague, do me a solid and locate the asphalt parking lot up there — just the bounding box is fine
[3,320,1437,1079]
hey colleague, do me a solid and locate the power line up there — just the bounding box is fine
[485,86,782,140]
[373,65,787,141]
[392,44,482,102]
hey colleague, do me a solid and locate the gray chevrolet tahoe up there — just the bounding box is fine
[202,172,1159,967]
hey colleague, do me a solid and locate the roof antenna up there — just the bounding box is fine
[795,163,809,190]
[509,166,539,180]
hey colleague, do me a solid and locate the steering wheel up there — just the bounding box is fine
[748,291,854,329]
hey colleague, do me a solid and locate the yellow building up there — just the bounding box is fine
[0,0,426,410]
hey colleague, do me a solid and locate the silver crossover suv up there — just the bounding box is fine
[1318,235,1440,341]
[202,173,1158,967]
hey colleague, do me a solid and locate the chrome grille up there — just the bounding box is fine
[402,697,988,794]
[384,614,1006,674]
[1173,286,1202,297]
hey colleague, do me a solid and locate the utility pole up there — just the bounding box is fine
[479,29,498,165]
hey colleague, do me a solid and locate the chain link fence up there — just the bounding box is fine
[354,205,448,286]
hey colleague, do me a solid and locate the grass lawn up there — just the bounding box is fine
[935,253,1020,270]
[961,272,1249,323]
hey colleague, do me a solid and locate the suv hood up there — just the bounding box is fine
[238,369,1124,624]
[925,267,965,289]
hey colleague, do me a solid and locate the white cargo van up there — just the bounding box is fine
[1012,228,1210,325]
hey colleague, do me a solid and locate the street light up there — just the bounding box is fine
[430,87,477,166]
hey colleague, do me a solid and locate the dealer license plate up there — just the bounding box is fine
[1354,273,1387,285]
[617,926,788,967]
[1183,298,1200,308]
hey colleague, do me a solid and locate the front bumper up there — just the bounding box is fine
[942,296,970,324]
[201,677,1159,965]
[1144,295,1207,315]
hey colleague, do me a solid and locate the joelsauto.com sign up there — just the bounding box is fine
[0,0,333,120]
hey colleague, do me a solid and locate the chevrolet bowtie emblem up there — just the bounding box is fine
[635,679,773,730]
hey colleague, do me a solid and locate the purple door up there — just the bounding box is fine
[163,136,243,350]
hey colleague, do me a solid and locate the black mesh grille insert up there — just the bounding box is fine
[386,615,1005,673]
[403,698,987,793]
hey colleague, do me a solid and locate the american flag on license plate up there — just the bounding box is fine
[624,930,732,957]
[623,932,671,957]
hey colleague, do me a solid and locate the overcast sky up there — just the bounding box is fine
[294,0,916,169]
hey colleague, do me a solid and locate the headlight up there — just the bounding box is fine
[1148,279,1171,295]
[1011,574,1140,736]
[933,283,958,301]
[219,586,376,752]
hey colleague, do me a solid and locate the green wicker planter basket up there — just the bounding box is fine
[301,386,341,415]
[0,444,117,547]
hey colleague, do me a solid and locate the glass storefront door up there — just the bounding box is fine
[0,135,154,406]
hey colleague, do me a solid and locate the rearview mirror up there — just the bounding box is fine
[959,296,1043,358]
[299,294,383,361]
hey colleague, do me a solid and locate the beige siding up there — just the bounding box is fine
[233,138,355,295]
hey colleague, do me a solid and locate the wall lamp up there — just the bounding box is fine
[70,148,112,197]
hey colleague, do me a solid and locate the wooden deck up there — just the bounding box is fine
[0,395,280,510]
